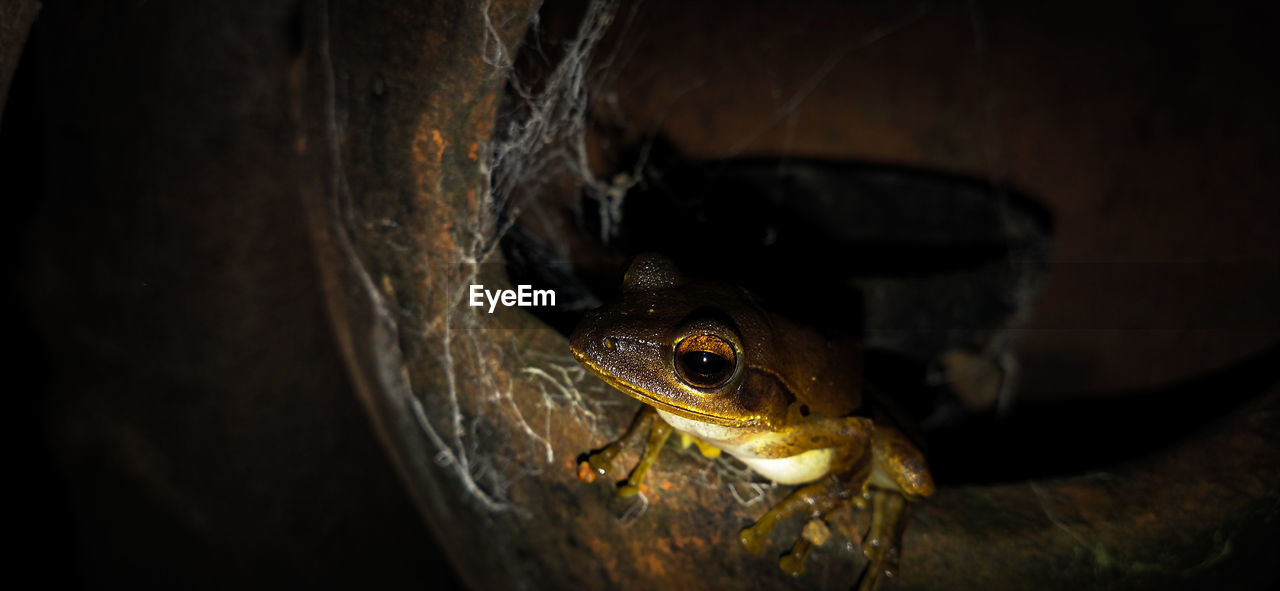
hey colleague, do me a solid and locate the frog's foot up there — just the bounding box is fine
[739,470,862,556]
[575,405,675,497]
[778,519,833,576]
[779,537,812,576]
[578,442,624,483]
[857,488,911,591]
[577,406,666,490]
[616,417,672,497]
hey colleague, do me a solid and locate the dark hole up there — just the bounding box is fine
[506,136,1054,359]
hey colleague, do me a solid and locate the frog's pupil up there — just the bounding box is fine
[681,350,728,382]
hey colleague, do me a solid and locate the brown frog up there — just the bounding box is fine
[570,253,934,590]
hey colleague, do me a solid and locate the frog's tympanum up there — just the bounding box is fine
[571,254,934,591]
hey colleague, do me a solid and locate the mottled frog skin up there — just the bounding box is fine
[571,254,934,590]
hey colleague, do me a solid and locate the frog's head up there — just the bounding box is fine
[570,253,796,428]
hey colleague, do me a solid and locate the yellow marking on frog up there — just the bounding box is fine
[680,433,723,458]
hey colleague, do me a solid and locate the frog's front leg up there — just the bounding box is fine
[739,460,871,570]
[739,415,875,572]
[578,405,673,497]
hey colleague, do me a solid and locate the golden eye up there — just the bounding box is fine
[674,334,737,389]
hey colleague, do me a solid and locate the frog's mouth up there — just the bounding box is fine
[572,350,752,428]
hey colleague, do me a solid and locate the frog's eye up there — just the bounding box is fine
[674,334,737,389]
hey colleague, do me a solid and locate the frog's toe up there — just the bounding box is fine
[576,460,598,483]
[739,523,769,555]
[853,489,871,509]
[778,537,813,576]
[861,537,901,580]
[858,542,902,590]
[778,519,831,576]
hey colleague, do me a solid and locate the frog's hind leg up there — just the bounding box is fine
[858,488,910,591]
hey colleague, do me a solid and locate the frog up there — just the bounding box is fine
[570,253,935,591]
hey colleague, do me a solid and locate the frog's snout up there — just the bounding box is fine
[570,308,650,371]
[568,308,604,359]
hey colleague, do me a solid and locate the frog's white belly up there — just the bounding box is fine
[737,449,837,484]
[656,410,836,485]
